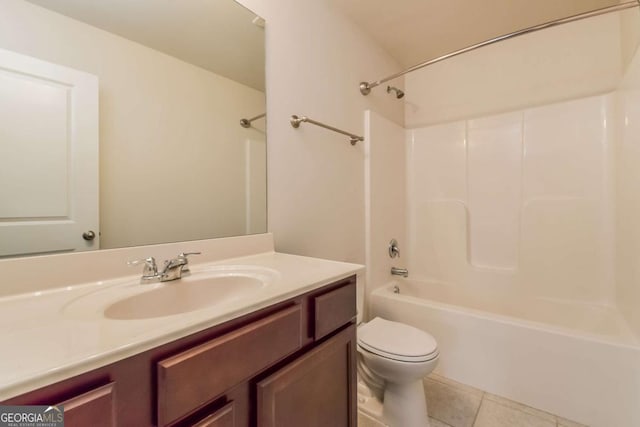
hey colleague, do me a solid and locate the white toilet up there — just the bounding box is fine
[357,316,439,427]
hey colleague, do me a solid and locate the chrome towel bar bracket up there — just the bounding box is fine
[240,112,266,128]
[290,115,364,146]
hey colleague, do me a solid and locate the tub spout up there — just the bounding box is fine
[391,267,408,278]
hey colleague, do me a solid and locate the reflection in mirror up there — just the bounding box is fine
[0,0,266,258]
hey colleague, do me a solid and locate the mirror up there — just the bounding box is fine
[0,0,266,258]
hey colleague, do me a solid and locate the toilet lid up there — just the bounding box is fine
[358,317,438,362]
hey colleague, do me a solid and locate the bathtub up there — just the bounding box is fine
[369,280,640,427]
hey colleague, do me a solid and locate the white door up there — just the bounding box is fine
[0,48,99,257]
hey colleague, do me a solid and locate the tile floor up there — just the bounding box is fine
[358,373,588,427]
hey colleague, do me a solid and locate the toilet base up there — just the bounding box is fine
[383,379,430,427]
[358,380,385,420]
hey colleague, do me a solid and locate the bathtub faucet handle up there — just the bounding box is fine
[389,239,400,258]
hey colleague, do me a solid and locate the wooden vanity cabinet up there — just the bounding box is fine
[3,275,357,427]
[256,324,357,427]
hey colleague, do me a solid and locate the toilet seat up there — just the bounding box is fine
[358,317,439,363]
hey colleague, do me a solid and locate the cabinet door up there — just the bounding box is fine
[58,383,116,427]
[256,324,356,427]
[193,402,235,427]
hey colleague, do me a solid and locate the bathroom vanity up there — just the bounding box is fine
[0,235,363,427]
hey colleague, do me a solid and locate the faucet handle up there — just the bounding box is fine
[127,257,158,279]
[177,252,201,273]
[389,239,400,258]
[178,252,201,258]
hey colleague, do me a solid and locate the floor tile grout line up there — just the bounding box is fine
[471,392,485,427]
[427,375,484,396]
[424,374,586,427]
[478,393,565,427]
[425,376,485,402]
[430,413,453,427]
[486,391,561,424]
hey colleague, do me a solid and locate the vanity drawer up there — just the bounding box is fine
[157,305,302,426]
[58,382,116,427]
[313,277,357,340]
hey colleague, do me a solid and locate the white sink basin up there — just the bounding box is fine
[62,265,278,320]
[105,275,264,320]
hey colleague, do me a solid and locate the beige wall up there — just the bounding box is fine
[238,0,404,264]
[620,7,640,70]
[0,0,266,249]
[1,0,404,267]
[405,12,623,127]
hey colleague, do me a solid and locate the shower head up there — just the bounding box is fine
[387,86,404,99]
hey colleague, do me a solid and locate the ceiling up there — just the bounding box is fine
[24,0,622,92]
[26,0,266,91]
[331,0,620,69]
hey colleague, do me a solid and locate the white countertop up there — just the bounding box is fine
[0,251,363,400]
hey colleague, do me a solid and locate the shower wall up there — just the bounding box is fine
[406,95,615,304]
[364,111,406,298]
[616,40,640,339]
[401,8,640,333]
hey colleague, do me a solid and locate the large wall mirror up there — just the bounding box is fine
[0,0,266,258]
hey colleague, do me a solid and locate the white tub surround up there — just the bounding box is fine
[0,233,364,400]
[370,281,640,427]
[405,94,616,305]
[387,92,639,427]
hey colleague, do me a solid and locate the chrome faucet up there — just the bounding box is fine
[175,252,200,274]
[127,257,159,283]
[390,267,409,278]
[128,252,201,283]
[159,257,189,281]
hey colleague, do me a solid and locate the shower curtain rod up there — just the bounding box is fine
[240,113,266,128]
[359,0,640,95]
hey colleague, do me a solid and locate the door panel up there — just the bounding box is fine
[0,48,99,257]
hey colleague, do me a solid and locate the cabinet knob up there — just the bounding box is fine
[82,230,96,241]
